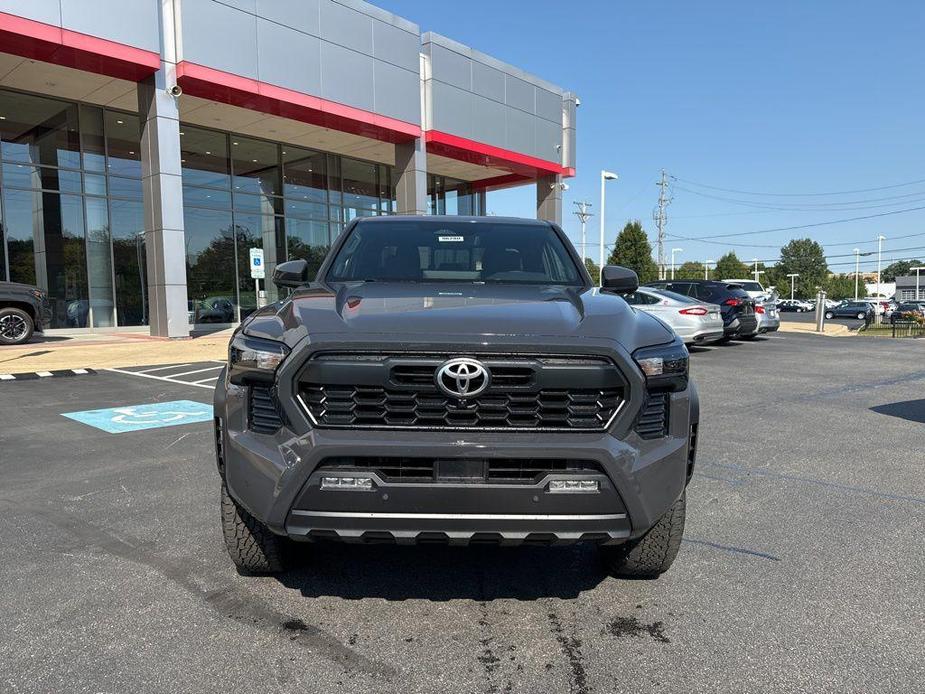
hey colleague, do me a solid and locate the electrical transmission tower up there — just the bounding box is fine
[572,201,594,262]
[653,170,671,279]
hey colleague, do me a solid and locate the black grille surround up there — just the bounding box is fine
[317,457,606,484]
[248,386,285,434]
[297,353,626,432]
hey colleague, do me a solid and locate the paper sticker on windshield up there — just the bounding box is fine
[438,235,464,242]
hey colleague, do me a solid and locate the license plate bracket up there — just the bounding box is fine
[435,459,486,481]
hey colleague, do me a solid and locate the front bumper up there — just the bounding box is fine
[214,335,698,546]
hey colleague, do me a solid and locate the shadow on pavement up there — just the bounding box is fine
[870,399,925,424]
[276,543,608,601]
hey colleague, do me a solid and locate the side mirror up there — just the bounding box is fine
[273,259,309,289]
[601,265,639,294]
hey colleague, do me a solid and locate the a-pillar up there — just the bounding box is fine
[537,174,563,224]
[138,67,189,338]
[395,137,428,215]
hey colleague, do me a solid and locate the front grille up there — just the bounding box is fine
[248,386,284,434]
[317,457,605,484]
[635,390,669,439]
[298,353,625,431]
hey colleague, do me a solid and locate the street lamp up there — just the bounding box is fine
[705,260,714,280]
[912,266,925,301]
[599,170,619,281]
[670,248,683,280]
[751,258,764,283]
[853,248,861,300]
[787,273,800,300]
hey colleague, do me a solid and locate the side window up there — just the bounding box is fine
[693,285,713,300]
[622,292,643,305]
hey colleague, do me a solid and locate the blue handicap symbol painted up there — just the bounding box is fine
[62,400,213,434]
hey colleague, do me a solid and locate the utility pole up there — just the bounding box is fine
[670,248,683,280]
[572,201,593,263]
[876,234,885,324]
[787,273,800,300]
[752,258,764,284]
[705,260,713,280]
[853,248,861,300]
[654,169,670,279]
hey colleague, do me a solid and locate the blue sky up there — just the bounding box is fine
[382,0,925,274]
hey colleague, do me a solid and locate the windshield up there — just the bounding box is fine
[326,220,584,286]
[650,288,698,304]
[734,281,763,292]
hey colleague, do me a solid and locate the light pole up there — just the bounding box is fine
[853,248,861,300]
[599,170,618,279]
[572,201,593,263]
[751,258,764,283]
[787,273,800,300]
[670,248,683,279]
[912,266,925,301]
[705,260,713,280]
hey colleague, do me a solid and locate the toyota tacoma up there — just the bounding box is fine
[213,216,698,578]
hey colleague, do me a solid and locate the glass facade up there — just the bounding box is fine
[427,175,484,216]
[180,125,395,323]
[0,89,145,328]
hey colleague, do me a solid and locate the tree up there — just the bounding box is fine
[583,257,601,285]
[713,252,749,280]
[882,259,922,282]
[823,274,857,300]
[675,260,705,280]
[607,220,658,283]
[776,238,829,299]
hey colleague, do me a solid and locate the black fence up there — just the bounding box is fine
[892,321,925,338]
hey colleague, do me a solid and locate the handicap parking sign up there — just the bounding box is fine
[62,400,213,434]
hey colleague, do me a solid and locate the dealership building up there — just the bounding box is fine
[0,0,577,336]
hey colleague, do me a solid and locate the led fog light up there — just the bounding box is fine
[548,479,599,493]
[321,476,374,490]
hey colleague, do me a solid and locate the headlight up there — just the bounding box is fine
[29,288,46,301]
[228,334,289,385]
[633,339,689,392]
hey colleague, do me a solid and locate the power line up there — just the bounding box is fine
[672,186,925,212]
[672,175,925,198]
[666,205,925,243]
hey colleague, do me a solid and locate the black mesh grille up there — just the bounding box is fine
[248,386,284,434]
[635,390,669,439]
[317,457,604,484]
[299,353,625,432]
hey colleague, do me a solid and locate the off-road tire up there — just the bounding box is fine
[0,307,34,345]
[600,492,686,579]
[220,483,287,573]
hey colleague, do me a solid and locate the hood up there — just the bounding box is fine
[1,281,42,294]
[243,282,674,351]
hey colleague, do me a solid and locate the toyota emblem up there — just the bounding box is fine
[435,358,490,399]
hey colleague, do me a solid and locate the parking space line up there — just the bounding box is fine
[169,366,224,379]
[193,376,219,385]
[106,367,215,390]
[136,363,192,374]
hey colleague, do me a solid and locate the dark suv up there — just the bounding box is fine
[646,280,758,340]
[213,216,699,579]
[0,281,50,345]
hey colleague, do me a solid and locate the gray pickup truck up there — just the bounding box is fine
[213,216,698,579]
[1,281,49,345]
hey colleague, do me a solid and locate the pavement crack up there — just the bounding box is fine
[547,609,590,694]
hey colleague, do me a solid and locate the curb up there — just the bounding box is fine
[0,368,96,381]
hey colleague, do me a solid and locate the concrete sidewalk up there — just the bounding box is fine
[777,322,853,336]
[0,330,232,373]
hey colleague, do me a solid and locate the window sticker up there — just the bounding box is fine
[438,235,464,242]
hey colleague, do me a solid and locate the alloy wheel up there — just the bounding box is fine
[0,314,28,341]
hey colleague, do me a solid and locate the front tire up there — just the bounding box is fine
[599,492,686,579]
[0,307,34,345]
[220,483,288,573]
[825,311,834,319]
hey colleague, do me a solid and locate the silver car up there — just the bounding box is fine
[755,293,780,334]
[622,286,725,345]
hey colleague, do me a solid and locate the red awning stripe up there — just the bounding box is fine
[425,130,573,180]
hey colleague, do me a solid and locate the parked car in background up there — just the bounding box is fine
[621,286,725,345]
[646,279,757,340]
[889,303,925,324]
[755,296,780,334]
[721,279,765,299]
[0,281,50,345]
[857,298,886,315]
[777,299,814,312]
[824,301,875,321]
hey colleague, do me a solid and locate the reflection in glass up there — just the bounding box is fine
[283,148,326,202]
[233,213,282,313]
[180,127,230,189]
[0,91,80,168]
[85,196,114,327]
[184,207,237,325]
[342,157,378,212]
[80,104,106,172]
[2,164,81,193]
[231,136,280,196]
[286,218,330,281]
[105,112,142,178]
[110,199,147,326]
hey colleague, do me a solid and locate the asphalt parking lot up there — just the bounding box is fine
[1,334,923,694]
